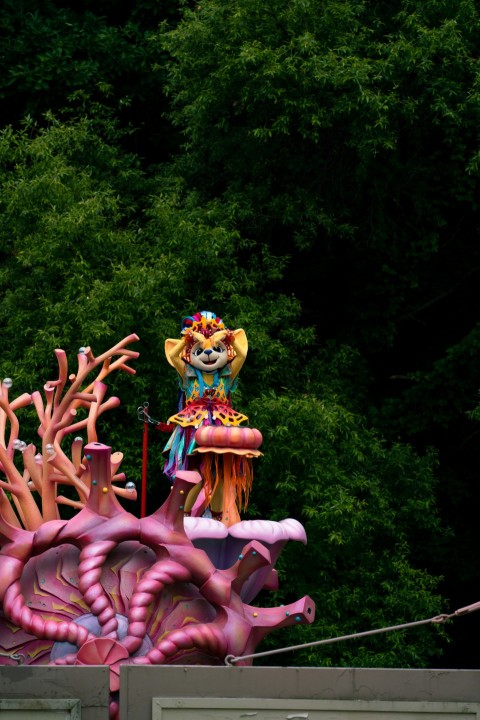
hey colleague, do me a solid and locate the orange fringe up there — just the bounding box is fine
[200,452,253,523]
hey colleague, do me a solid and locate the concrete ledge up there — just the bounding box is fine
[0,666,110,720]
[120,667,480,720]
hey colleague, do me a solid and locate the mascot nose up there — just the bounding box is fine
[204,349,213,356]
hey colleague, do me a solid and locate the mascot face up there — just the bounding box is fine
[190,339,228,373]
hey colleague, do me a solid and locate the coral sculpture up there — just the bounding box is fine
[0,333,315,720]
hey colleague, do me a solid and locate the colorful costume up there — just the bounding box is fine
[163,311,261,526]
[163,365,248,477]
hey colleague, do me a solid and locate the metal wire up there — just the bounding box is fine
[224,612,457,666]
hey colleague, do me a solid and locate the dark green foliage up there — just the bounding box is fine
[159,0,480,345]
[0,0,176,159]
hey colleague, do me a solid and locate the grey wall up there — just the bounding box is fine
[1,666,479,720]
[0,666,110,720]
[120,667,480,720]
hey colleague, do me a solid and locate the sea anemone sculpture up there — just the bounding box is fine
[0,335,315,720]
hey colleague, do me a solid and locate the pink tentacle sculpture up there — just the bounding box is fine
[3,580,93,646]
[124,559,193,654]
[78,540,119,637]
[136,621,228,666]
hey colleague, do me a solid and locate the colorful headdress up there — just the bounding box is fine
[181,311,227,338]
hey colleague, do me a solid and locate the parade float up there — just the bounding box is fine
[0,312,315,719]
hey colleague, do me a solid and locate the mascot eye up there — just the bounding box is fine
[213,345,224,353]
[193,348,203,356]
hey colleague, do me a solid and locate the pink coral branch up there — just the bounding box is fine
[70,336,139,395]
[0,401,42,527]
[92,350,139,384]
[49,338,136,429]
[0,334,139,535]
[71,392,97,403]
[117,363,136,376]
[56,496,84,509]
[31,391,46,430]
[0,381,14,449]
[56,397,121,446]
[48,454,88,503]
[9,393,32,412]
[0,439,43,530]
[44,335,138,444]
[40,453,60,523]
[0,487,21,525]
[54,408,81,433]
[85,397,121,443]
[0,483,30,534]
[43,384,55,424]
[84,382,107,443]
[53,349,68,407]
[22,445,43,495]
[111,485,137,501]
[0,489,21,526]
[75,351,89,377]
[0,398,20,454]
[71,437,84,472]
[111,474,126,483]
[36,337,137,519]
[55,417,90,438]
[111,452,123,475]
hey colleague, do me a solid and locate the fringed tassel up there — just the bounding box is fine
[232,455,253,511]
[200,454,221,506]
[163,426,196,479]
[222,453,238,526]
[200,452,254,526]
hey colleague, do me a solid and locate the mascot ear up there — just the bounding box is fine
[165,338,179,367]
[232,328,248,358]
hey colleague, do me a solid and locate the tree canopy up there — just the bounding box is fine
[1,0,480,668]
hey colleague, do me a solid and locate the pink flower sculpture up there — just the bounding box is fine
[0,337,315,720]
